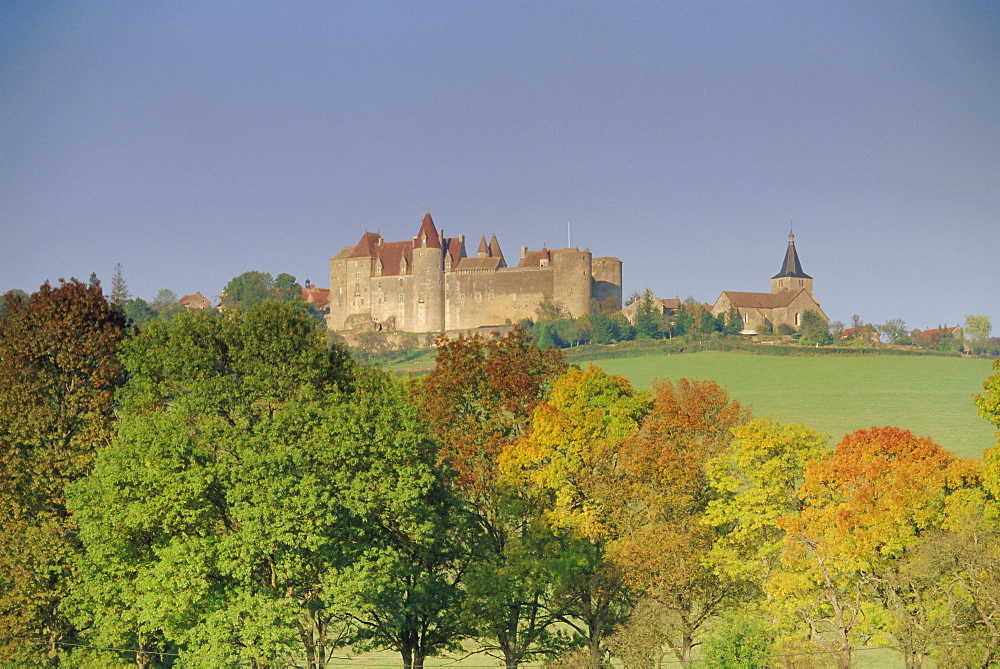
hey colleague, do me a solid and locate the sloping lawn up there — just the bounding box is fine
[584,351,997,459]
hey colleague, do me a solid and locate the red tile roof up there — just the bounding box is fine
[518,247,551,267]
[719,290,806,309]
[415,212,441,249]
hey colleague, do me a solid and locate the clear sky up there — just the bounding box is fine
[3,1,998,333]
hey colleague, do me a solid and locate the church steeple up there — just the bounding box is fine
[771,230,814,294]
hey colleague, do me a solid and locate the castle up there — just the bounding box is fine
[710,231,827,332]
[327,212,622,333]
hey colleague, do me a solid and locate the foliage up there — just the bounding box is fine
[0,279,127,662]
[70,303,463,667]
[798,309,829,345]
[977,358,1000,433]
[413,327,571,667]
[501,366,651,666]
[773,427,973,668]
[109,263,130,305]
[700,611,774,668]
[221,270,305,311]
[705,419,830,584]
[609,378,751,662]
[880,318,907,344]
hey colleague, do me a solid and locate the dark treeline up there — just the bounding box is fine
[2,279,1000,668]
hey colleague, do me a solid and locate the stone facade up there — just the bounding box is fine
[710,232,827,332]
[328,212,622,333]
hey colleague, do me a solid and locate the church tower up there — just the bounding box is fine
[771,231,814,295]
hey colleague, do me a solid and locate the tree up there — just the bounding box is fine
[966,315,994,355]
[500,367,651,667]
[798,310,829,345]
[774,427,971,668]
[608,379,751,663]
[123,297,156,328]
[0,280,127,663]
[149,288,182,319]
[110,263,130,305]
[0,288,27,316]
[414,328,570,668]
[977,359,1000,434]
[68,303,457,668]
[880,318,907,344]
[221,271,275,310]
[704,419,830,585]
[274,272,303,304]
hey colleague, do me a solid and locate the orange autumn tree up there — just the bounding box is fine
[773,427,975,669]
[605,378,751,663]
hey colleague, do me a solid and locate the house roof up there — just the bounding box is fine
[518,247,551,267]
[178,292,211,310]
[454,257,503,272]
[772,231,812,280]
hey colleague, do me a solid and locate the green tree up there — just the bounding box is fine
[966,315,994,355]
[700,611,774,668]
[0,280,127,663]
[589,312,619,345]
[123,297,156,328]
[69,303,455,667]
[880,318,907,344]
[221,271,275,310]
[110,263,130,305]
[149,288,183,320]
[274,272,303,304]
[798,310,829,345]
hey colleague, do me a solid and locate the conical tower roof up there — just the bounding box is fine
[771,231,812,279]
[415,212,442,249]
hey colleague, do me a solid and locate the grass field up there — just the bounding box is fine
[581,351,997,460]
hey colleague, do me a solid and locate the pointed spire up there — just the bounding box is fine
[772,230,811,279]
[477,235,489,258]
[415,211,442,249]
[489,233,506,267]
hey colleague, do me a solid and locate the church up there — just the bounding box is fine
[710,231,828,333]
[327,212,622,333]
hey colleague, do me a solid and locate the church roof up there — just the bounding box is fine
[721,289,807,309]
[772,231,812,280]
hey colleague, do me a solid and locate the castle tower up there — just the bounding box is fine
[771,231,814,295]
[551,248,592,317]
[411,212,445,332]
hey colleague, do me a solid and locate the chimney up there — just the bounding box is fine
[520,246,527,259]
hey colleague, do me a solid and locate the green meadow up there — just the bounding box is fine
[582,351,997,460]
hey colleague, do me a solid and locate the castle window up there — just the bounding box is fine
[794,312,800,326]
[354,284,361,296]
[399,293,404,303]
[798,279,804,287]
[375,262,382,277]
[419,291,425,304]
[475,292,482,301]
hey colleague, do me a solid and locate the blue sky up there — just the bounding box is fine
[3,1,998,333]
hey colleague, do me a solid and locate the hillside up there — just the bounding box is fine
[583,350,996,460]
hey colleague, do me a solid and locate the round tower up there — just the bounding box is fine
[411,212,445,332]
[551,248,592,318]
